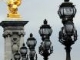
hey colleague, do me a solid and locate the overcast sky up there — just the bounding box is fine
[0,0,80,60]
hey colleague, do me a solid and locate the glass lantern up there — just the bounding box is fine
[27,33,37,50]
[43,39,51,50]
[14,51,20,60]
[20,43,27,57]
[58,1,76,19]
[39,19,52,40]
[29,50,36,58]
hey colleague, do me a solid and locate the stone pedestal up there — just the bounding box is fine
[0,21,28,60]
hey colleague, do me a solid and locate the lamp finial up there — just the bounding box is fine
[44,19,47,24]
[30,33,33,37]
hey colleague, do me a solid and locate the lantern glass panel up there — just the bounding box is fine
[73,7,76,15]
[29,51,36,57]
[58,8,64,16]
[20,48,27,54]
[59,7,75,16]
[43,40,51,50]
[49,29,52,35]
[14,54,20,59]
[27,40,36,46]
[44,41,51,47]
[63,7,74,15]
[59,8,64,15]
[65,24,73,32]
[39,28,52,35]
[22,58,27,60]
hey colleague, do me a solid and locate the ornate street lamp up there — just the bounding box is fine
[20,43,28,60]
[58,0,76,24]
[26,33,37,60]
[39,19,52,41]
[58,0,77,60]
[39,20,53,60]
[14,51,20,60]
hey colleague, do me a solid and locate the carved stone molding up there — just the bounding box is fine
[3,31,12,38]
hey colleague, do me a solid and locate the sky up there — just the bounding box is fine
[0,0,80,60]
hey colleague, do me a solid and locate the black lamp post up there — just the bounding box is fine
[39,19,53,60]
[14,51,20,60]
[20,43,28,60]
[58,0,77,60]
[26,33,37,60]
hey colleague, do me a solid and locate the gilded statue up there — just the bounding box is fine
[7,0,21,18]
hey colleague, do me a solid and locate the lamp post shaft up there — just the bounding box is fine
[44,56,48,60]
[30,57,34,60]
[65,47,71,60]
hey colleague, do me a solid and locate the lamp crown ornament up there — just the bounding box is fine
[23,43,25,46]
[27,33,36,40]
[44,19,47,24]
[30,33,33,37]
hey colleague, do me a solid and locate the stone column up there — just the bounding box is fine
[3,31,12,60]
[0,21,28,60]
